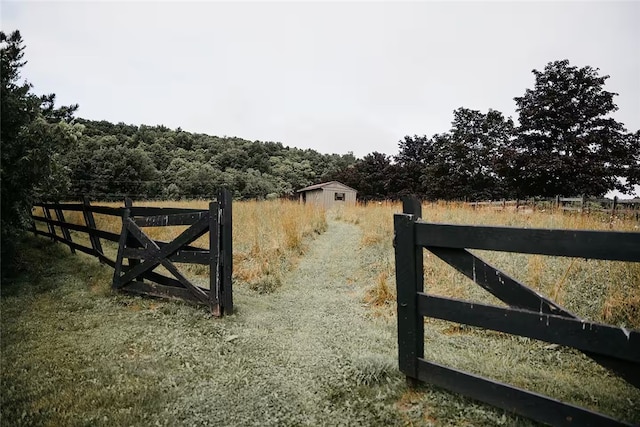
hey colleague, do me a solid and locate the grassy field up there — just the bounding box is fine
[337,201,640,329]
[3,199,639,426]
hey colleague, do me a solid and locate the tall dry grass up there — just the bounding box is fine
[337,201,640,329]
[34,199,327,293]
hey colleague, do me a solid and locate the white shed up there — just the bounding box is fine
[297,181,357,209]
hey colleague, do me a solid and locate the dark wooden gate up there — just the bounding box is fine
[113,190,233,316]
[394,196,639,426]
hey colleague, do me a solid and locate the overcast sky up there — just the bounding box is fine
[2,1,639,160]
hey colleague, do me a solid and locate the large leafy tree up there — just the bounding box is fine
[1,30,81,267]
[394,135,438,197]
[508,59,631,197]
[431,108,514,200]
[394,108,514,200]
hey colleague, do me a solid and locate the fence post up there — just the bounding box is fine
[219,188,233,315]
[395,195,424,386]
[54,206,76,254]
[124,198,143,285]
[209,200,221,317]
[82,196,104,261]
[43,205,56,242]
[612,196,618,218]
[581,194,586,214]
[30,206,38,237]
[112,201,131,290]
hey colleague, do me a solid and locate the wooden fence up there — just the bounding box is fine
[394,196,639,426]
[466,195,640,218]
[31,190,233,316]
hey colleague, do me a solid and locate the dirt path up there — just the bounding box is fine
[182,219,402,425]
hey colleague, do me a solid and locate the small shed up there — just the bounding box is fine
[297,181,357,209]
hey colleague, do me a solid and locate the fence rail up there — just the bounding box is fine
[394,196,640,426]
[31,190,233,316]
[464,195,640,218]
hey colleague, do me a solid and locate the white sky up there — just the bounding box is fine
[2,1,639,161]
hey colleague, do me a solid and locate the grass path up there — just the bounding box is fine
[189,219,403,425]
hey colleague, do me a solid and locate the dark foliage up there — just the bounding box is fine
[507,60,633,197]
[1,30,80,272]
[61,119,357,201]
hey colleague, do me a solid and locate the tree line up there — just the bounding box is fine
[2,30,639,267]
[329,60,639,201]
[62,119,356,201]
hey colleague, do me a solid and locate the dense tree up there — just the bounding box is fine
[623,131,640,187]
[58,118,358,201]
[394,135,437,197]
[508,59,631,197]
[431,108,514,200]
[330,152,393,200]
[1,30,81,268]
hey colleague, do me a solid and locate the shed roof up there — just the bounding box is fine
[296,181,357,193]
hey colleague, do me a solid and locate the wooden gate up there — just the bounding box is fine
[112,190,232,316]
[394,196,639,426]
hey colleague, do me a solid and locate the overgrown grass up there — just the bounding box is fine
[335,201,640,424]
[337,200,640,328]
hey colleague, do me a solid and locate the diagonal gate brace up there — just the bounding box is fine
[113,212,211,305]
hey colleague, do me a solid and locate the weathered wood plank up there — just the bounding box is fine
[83,196,104,258]
[138,269,188,289]
[415,222,640,262]
[118,280,204,305]
[133,211,208,227]
[32,215,120,242]
[85,205,124,216]
[123,247,210,264]
[112,206,131,289]
[160,257,210,304]
[128,206,205,216]
[402,195,422,218]
[209,200,221,316]
[418,294,640,363]
[36,202,84,211]
[417,359,631,427]
[427,247,573,317]
[117,215,209,287]
[124,198,144,286]
[394,213,424,379]
[117,218,210,304]
[219,188,233,314]
[54,208,76,254]
[33,230,96,256]
[43,207,56,242]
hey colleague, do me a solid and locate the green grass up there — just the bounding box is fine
[1,229,534,427]
[2,212,639,426]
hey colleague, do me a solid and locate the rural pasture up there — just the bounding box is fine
[2,200,639,426]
